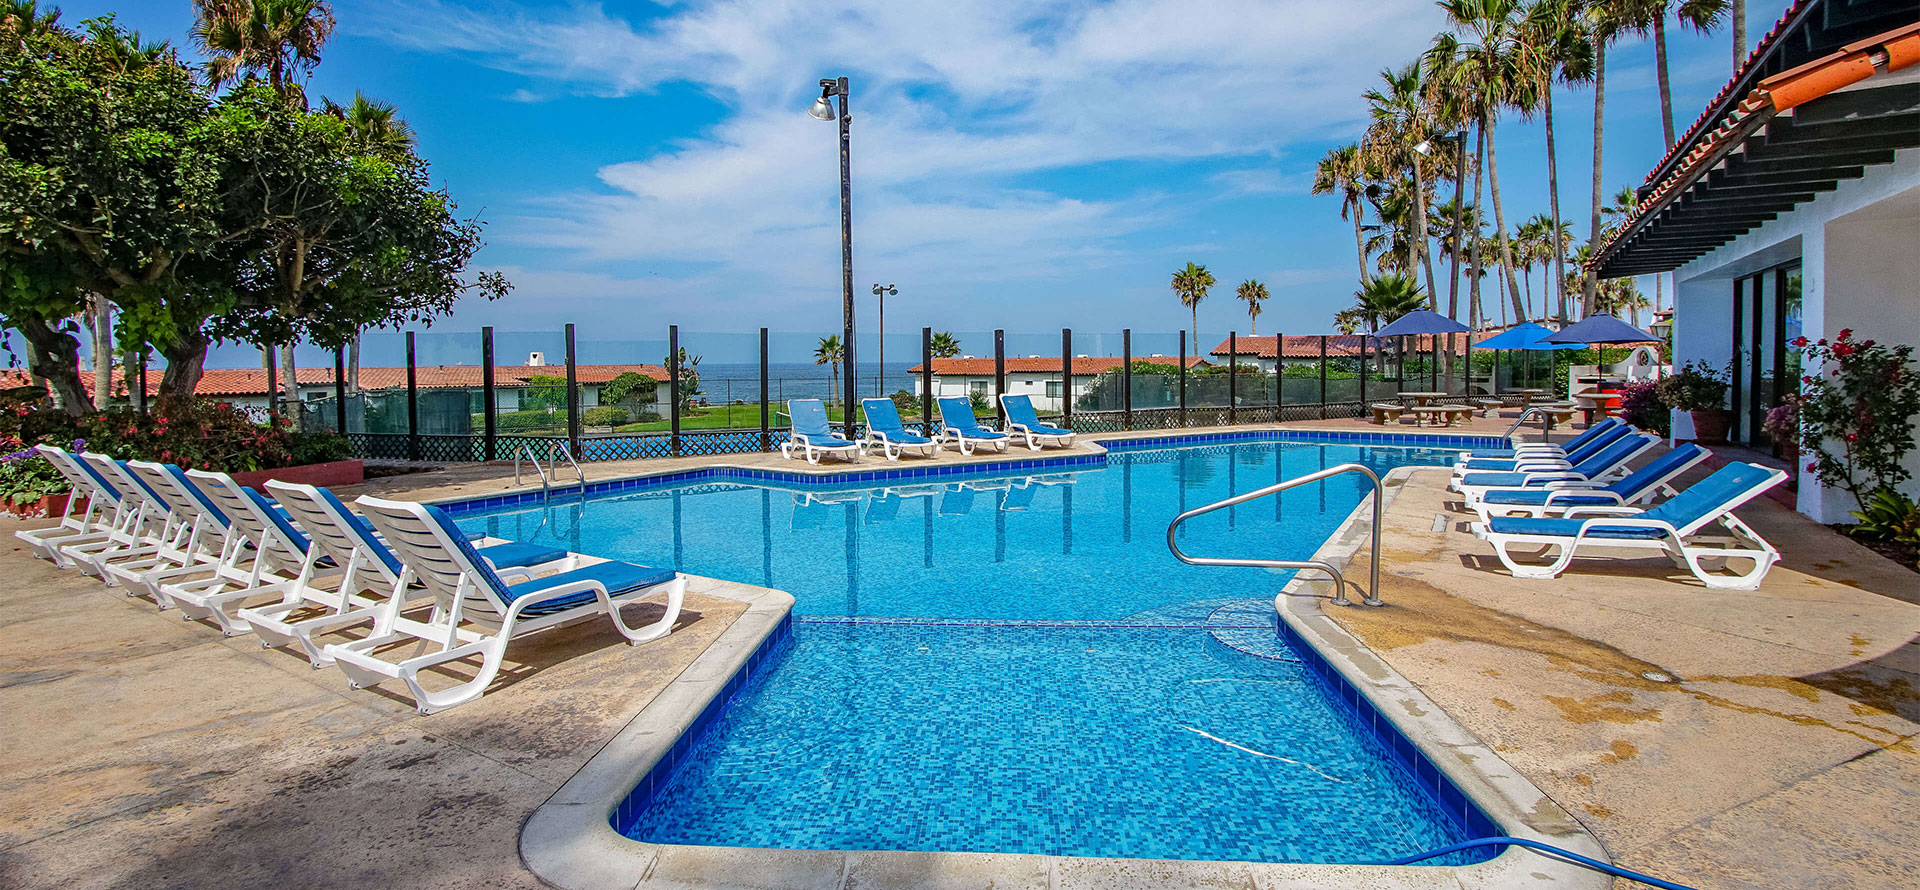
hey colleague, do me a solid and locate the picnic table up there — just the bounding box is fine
[1399,391,1450,407]
[1574,393,1622,426]
[1502,388,1548,404]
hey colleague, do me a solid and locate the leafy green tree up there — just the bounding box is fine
[191,0,335,104]
[1169,262,1214,353]
[1311,143,1372,288]
[519,374,567,411]
[664,347,701,411]
[1351,274,1428,373]
[600,371,656,410]
[1235,279,1269,336]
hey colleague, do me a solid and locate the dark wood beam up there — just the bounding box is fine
[1763,112,1920,146]
[1790,82,1920,127]
[1725,151,1894,176]
[1708,166,1862,189]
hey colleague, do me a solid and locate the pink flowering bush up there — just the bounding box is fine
[1794,329,1920,512]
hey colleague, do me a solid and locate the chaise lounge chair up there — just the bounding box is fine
[1453,432,1660,504]
[780,399,862,465]
[1466,443,1710,524]
[17,446,127,567]
[1457,417,1624,463]
[58,453,177,577]
[326,495,686,714]
[936,397,1010,456]
[1453,420,1635,474]
[1470,461,1788,589]
[92,460,233,604]
[859,398,938,460]
[999,394,1076,450]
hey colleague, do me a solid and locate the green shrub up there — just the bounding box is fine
[0,393,297,472]
[582,407,630,427]
[1849,489,1920,561]
[494,409,567,431]
[0,440,72,504]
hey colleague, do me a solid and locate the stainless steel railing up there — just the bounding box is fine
[1165,462,1386,607]
[512,440,587,492]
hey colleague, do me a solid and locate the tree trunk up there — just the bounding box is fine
[1654,16,1675,149]
[1352,202,1370,288]
[1544,82,1568,324]
[1412,155,1438,309]
[1191,305,1199,362]
[16,316,89,415]
[281,342,301,430]
[1522,264,1534,323]
[347,333,361,394]
[90,296,112,409]
[1585,39,1606,317]
[1733,0,1747,72]
[1470,124,1487,332]
[1484,116,1528,326]
[157,329,209,403]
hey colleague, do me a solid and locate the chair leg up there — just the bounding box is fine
[604,577,687,645]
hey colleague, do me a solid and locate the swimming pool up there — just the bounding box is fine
[456,437,1497,865]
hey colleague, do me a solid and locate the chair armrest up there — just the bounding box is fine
[1544,490,1624,507]
[1562,505,1645,519]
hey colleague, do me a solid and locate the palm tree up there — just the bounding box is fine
[323,92,416,159]
[1514,215,1547,321]
[1582,0,1642,316]
[1312,144,1373,288]
[1431,0,1530,331]
[0,0,58,44]
[1731,0,1745,71]
[1364,61,1441,307]
[191,0,336,104]
[1649,0,1728,148]
[1170,262,1215,352]
[1353,273,1428,374]
[928,331,961,359]
[814,335,844,408]
[1516,0,1592,324]
[1235,280,1270,335]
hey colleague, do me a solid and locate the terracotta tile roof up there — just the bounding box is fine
[0,363,669,399]
[1590,18,1920,274]
[905,356,1209,375]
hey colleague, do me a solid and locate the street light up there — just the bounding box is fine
[872,283,896,398]
[809,76,855,434]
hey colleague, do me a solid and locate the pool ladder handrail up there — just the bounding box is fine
[1165,462,1385,607]
[512,440,587,492]
[1502,404,1560,442]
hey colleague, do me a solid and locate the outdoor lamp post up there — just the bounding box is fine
[810,76,857,434]
[872,283,896,399]
[1417,132,1469,389]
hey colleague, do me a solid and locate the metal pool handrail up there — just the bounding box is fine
[512,440,587,492]
[1165,462,1385,607]
[1502,405,1559,441]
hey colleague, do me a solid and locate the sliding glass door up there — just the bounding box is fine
[1730,262,1802,449]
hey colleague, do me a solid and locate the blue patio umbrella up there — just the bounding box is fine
[1476,321,1582,351]
[1370,311,1470,393]
[1544,314,1659,345]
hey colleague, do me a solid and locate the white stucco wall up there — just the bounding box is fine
[1672,148,1920,522]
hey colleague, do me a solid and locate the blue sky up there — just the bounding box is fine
[57,1,1787,366]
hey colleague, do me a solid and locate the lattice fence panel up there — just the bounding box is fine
[346,433,411,460]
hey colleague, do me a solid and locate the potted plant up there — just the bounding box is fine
[1657,361,1732,443]
[1763,394,1800,463]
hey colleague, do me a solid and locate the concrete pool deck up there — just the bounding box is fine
[2,421,1916,888]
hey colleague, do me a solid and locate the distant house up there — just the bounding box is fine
[1588,0,1919,523]
[1207,333,1495,373]
[906,355,1210,412]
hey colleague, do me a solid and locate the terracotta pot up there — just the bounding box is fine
[6,492,74,519]
[1690,408,1733,444]
[229,459,365,493]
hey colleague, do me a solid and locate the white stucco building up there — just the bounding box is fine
[908,356,1210,412]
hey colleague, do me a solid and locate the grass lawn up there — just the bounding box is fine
[613,403,871,433]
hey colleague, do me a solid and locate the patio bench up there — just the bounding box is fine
[1370,403,1407,425]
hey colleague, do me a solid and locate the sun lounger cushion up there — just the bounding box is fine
[1477,490,1620,507]
[165,465,229,525]
[864,400,933,444]
[1466,419,1619,459]
[507,560,680,617]
[1484,516,1669,540]
[475,540,569,568]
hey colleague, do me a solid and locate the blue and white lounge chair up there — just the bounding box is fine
[328,495,686,714]
[60,453,176,576]
[1458,417,1623,463]
[1453,432,1660,503]
[1453,421,1635,474]
[999,394,1075,450]
[1467,443,1711,524]
[780,399,862,465]
[93,460,233,603]
[859,398,937,460]
[1471,461,1788,590]
[152,470,331,635]
[16,446,126,566]
[239,481,571,665]
[936,397,1009,456]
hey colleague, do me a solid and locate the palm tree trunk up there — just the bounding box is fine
[1733,0,1747,71]
[1654,15,1675,149]
[347,333,361,394]
[1544,80,1568,324]
[1522,264,1534,323]
[1484,116,1527,326]
[1584,39,1606,317]
[1412,156,1437,309]
[90,296,111,410]
[1191,305,1200,359]
[1470,124,1487,332]
[1352,203,1370,288]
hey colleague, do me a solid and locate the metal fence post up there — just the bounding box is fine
[759,327,770,452]
[1275,331,1283,418]
[333,347,347,435]
[405,331,420,461]
[668,325,681,457]
[1318,335,1328,420]
[921,327,933,434]
[1061,328,1073,431]
[1358,334,1368,408]
[993,329,1006,429]
[1121,328,1132,430]
[1178,330,1188,428]
[137,351,148,414]
[564,324,581,459]
[1228,332,1237,426]
[481,327,496,461]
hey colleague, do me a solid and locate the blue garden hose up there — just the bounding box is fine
[1385,836,1700,890]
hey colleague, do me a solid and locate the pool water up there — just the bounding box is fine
[457,439,1486,864]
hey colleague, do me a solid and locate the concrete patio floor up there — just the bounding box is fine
[3,420,1916,889]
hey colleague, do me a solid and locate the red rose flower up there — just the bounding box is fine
[1837,329,1853,340]
[1806,462,1818,473]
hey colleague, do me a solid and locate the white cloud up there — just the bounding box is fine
[352,0,1450,328]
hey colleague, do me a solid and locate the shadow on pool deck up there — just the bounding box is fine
[1327,462,1920,890]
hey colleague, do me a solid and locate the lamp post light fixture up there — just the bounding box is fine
[809,76,857,431]
[872,283,896,398]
